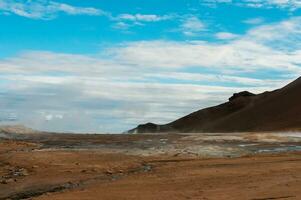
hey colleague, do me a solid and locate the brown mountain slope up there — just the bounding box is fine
[129,77,301,133]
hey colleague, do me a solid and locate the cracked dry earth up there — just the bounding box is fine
[0,136,301,200]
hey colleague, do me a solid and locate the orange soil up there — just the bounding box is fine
[1,140,301,200]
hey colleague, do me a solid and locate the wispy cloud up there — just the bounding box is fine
[180,16,206,36]
[114,17,301,73]
[0,0,107,20]
[215,32,239,40]
[201,0,233,8]
[243,17,265,25]
[202,0,301,10]
[242,0,301,10]
[112,13,174,30]
[116,13,172,22]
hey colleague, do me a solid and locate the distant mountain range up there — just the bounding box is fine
[129,77,301,133]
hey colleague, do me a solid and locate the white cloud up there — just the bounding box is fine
[180,16,206,36]
[117,13,172,22]
[215,32,239,40]
[0,0,106,19]
[243,17,265,25]
[147,72,287,88]
[112,13,174,30]
[245,17,301,52]
[112,21,131,30]
[263,0,301,10]
[202,0,301,10]
[201,0,233,7]
[111,40,301,73]
[112,17,301,74]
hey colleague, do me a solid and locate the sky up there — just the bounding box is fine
[1,0,301,133]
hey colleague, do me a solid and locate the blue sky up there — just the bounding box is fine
[0,0,301,133]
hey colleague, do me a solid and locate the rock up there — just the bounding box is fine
[105,169,113,175]
[229,91,255,101]
[143,165,152,172]
[22,171,29,176]
[12,168,29,176]
[1,178,15,184]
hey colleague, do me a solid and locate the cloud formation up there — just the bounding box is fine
[111,13,175,30]
[215,32,239,40]
[202,0,301,10]
[0,0,107,19]
[243,17,265,25]
[117,14,172,22]
[113,17,301,74]
[180,16,206,36]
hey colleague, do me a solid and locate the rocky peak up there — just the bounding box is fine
[229,91,256,102]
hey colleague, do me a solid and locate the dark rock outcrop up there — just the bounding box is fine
[229,91,255,101]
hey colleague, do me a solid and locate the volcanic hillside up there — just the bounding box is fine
[129,77,301,133]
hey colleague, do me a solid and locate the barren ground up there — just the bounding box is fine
[0,131,301,200]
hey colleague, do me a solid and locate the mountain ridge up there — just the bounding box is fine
[128,77,301,134]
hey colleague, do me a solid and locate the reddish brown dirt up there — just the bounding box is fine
[1,140,301,200]
[34,153,301,200]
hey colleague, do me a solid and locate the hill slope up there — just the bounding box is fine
[129,77,301,133]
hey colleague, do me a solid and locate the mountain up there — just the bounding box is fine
[128,77,301,133]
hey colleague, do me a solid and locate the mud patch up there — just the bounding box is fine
[0,162,154,200]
